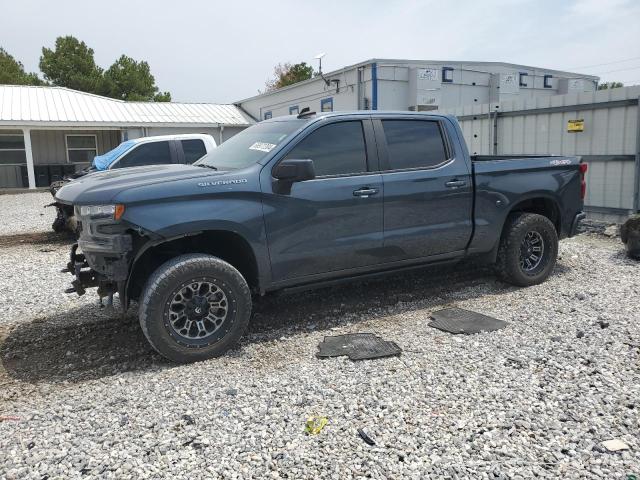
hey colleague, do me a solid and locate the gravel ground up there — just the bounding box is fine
[0,194,639,479]
[0,192,56,236]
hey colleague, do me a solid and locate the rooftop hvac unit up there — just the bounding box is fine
[498,72,520,94]
[408,67,441,110]
[489,72,520,103]
[558,78,591,95]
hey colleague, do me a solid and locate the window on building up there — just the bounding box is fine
[0,134,26,165]
[289,106,299,115]
[381,120,448,170]
[320,98,333,112]
[264,111,272,120]
[181,139,207,164]
[519,72,529,87]
[66,135,98,163]
[544,74,553,88]
[283,121,367,177]
[442,67,454,83]
[113,141,172,168]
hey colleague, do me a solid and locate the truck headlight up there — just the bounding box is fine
[79,204,125,220]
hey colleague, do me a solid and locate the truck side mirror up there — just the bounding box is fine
[273,159,316,182]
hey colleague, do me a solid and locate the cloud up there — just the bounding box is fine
[1,0,639,101]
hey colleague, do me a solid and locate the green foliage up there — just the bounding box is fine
[39,36,107,94]
[153,91,172,102]
[0,48,44,85]
[265,62,315,91]
[37,36,171,101]
[597,81,624,90]
[104,55,163,101]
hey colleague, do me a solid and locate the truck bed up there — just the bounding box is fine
[468,154,583,254]
[471,154,570,162]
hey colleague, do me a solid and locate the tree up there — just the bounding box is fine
[265,62,314,91]
[0,48,44,85]
[39,36,171,101]
[39,36,107,94]
[153,91,172,102]
[597,81,624,90]
[104,55,169,101]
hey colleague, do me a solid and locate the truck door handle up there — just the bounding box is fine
[445,180,467,188]
[353,187,379,198]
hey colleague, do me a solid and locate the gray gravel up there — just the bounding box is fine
[0,192,56,236]
[0,193,639,479]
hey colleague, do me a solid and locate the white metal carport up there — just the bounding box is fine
[0,85,254,189]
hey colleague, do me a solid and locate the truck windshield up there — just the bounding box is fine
[195,120,306,170]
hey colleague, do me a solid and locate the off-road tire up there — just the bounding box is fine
[496,213,558,287]
[139,254,251,363]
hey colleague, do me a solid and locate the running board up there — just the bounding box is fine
[278,257,461,295]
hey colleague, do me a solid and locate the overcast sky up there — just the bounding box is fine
[2,0,639,103]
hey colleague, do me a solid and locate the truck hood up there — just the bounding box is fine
[55,164,222,205]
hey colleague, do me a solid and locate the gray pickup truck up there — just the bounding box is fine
[55,111,587,362]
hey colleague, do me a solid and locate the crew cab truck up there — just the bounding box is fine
[55,111,587,363]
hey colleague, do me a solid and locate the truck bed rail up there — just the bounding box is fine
[471,154,564,162]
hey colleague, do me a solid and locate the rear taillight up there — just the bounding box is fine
[579,162,588,199]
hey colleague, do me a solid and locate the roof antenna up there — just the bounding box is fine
[315,53,331,87]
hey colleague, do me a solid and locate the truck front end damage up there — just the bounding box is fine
[48,169,93,233]
[62,203,134,307]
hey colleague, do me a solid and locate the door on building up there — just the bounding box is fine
[261,118,384,282]
[374,117,473,259]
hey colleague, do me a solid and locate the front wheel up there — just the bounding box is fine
[495,213,558,287]
[139,254,252,363]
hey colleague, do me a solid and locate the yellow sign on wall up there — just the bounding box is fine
[567,119,584,132]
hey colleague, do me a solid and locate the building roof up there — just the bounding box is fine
[236,58,600,103]
[0,85,254,128]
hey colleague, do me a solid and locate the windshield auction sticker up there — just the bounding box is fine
[249,142,277,153]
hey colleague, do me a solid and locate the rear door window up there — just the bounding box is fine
[382,120,448,170]
[113,141,172,168]
[181,139,207,164]
[283,121,367,176]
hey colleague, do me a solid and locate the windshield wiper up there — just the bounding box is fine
[196,164,218,170]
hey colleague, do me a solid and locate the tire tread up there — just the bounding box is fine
[139,254,251,362]
[496,213,558,287]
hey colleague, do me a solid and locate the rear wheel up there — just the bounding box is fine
[139,254,251,363]
[496,213,558,287]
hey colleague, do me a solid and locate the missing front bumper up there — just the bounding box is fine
[62,243,100,295]
[62,243,125,299]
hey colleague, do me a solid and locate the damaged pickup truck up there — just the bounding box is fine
[49,134,216,233]
[55,111,587,363]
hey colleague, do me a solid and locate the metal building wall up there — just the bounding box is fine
[126,125,244,145]
[31,129,121,165]
[237,60,598,119]
[439,86,640,221]
[0,165,26,188]
[239,68,362,121]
